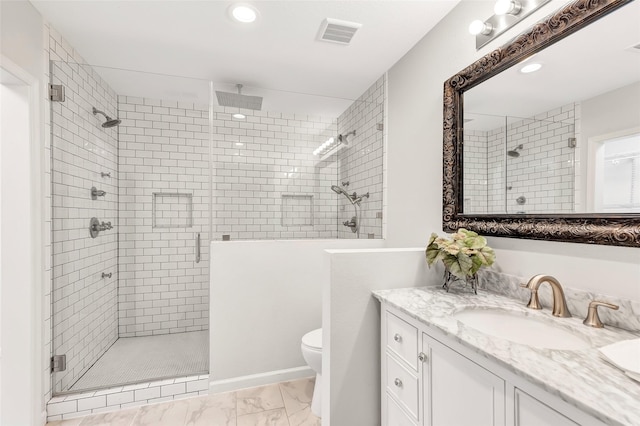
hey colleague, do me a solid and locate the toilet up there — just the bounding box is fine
[301,328,322,417]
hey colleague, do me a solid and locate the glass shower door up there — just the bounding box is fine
[50,60,212,394]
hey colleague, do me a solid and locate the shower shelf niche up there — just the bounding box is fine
[152,192,193,228]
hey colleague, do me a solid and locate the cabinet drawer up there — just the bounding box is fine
[386,354,419,420]
[386,393,418,426]
[387,311,418,369]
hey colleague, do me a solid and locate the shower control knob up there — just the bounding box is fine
[91,186,107,200]
[89,217,113,238]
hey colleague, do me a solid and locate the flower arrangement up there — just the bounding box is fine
[426,228,495,279]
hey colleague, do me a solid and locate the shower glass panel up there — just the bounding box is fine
[210,75,385,240]
[463,108,576,215]
[50,61,212,394]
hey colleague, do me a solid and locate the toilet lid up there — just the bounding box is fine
[302,328,322,349]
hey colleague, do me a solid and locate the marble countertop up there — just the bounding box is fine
[373,286,640,426]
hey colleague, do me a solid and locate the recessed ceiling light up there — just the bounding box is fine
[232,113,246,119]
[230,4,258,23]
[520,63,542,73]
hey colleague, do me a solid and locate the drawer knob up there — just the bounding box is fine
[418,352,428,363]
[393,333,402,342]
[394,378,403,387]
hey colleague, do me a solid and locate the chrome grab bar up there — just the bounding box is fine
[195,232,201,263]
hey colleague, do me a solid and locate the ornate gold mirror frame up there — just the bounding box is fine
[443,0,640,247]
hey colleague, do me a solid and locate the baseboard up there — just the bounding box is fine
[209,366,314,393]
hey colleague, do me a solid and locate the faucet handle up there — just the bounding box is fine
[583,300,619,328]
[520,282,542,310]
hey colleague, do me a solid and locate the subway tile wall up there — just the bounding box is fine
[117,96,210,337]
[211,108,339,240]
[337,76,385,239]
[49,37,119,392]
[464,103,576,214]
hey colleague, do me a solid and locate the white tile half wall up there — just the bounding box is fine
[209,239,384,393]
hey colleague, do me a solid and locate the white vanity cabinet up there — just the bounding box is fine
[423,334,505,426]
[380,304,605,426]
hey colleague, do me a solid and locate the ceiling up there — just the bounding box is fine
[32,0,460,116]
[465,0,640,131]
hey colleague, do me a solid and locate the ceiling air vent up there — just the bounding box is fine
[318,18,362,45]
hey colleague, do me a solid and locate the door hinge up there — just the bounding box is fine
[51,354,66,373]
[49,84,65,102]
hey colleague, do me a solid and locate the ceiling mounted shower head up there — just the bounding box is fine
[507,144,524,158]
[215,83,263,110]
[92,107,121,128]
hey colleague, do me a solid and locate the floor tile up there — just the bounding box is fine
[279,377,314,417]
[130,399,189,426]
[288,406,321,426]
[236,383,285,416]
[184,392,236,426]
[78,408,139,426]
[46,419,84,426]
[237,408,290,426]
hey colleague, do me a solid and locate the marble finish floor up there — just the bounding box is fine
[47,377,320,426]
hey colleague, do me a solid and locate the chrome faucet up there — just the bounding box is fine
[520,275,571,318]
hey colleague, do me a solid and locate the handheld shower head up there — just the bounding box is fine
[93,107,121,128]
[331,185,356,205]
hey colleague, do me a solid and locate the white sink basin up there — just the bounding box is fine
[453,309,590,350]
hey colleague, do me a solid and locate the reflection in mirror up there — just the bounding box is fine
[462,0,640,215]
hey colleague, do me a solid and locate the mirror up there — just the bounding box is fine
[443,0,640,247]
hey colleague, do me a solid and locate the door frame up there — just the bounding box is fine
[0,54,44,425]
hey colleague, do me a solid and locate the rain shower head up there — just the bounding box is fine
[215,84,263,110]
[92,107,121,128]
[507,144,524,158]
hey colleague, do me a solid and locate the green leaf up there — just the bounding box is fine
[463,234,487,249]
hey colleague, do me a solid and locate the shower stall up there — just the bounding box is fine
[49,58,385,398]
[463,107,577,215]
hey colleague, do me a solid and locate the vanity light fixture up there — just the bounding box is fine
[230,4,258,23]
[494,0,522,16]
[470,0,551,50]
[520,63,542,73]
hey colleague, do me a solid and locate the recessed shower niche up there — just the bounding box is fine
[152,192,193,228]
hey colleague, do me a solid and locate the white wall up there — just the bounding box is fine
[209,239,384,392]
[386,0,640,301]
[323,248,437,426]
[1,1,48,422]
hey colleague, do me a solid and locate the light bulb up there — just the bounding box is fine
[494,0,522,16]
[469,20,492,36]
[232,113,246,119]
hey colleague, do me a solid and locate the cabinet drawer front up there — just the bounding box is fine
[387,393,418,426]
[387,354,419,420]
[387,311,418,369]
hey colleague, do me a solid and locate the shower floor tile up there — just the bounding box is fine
[71,331,208,392]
